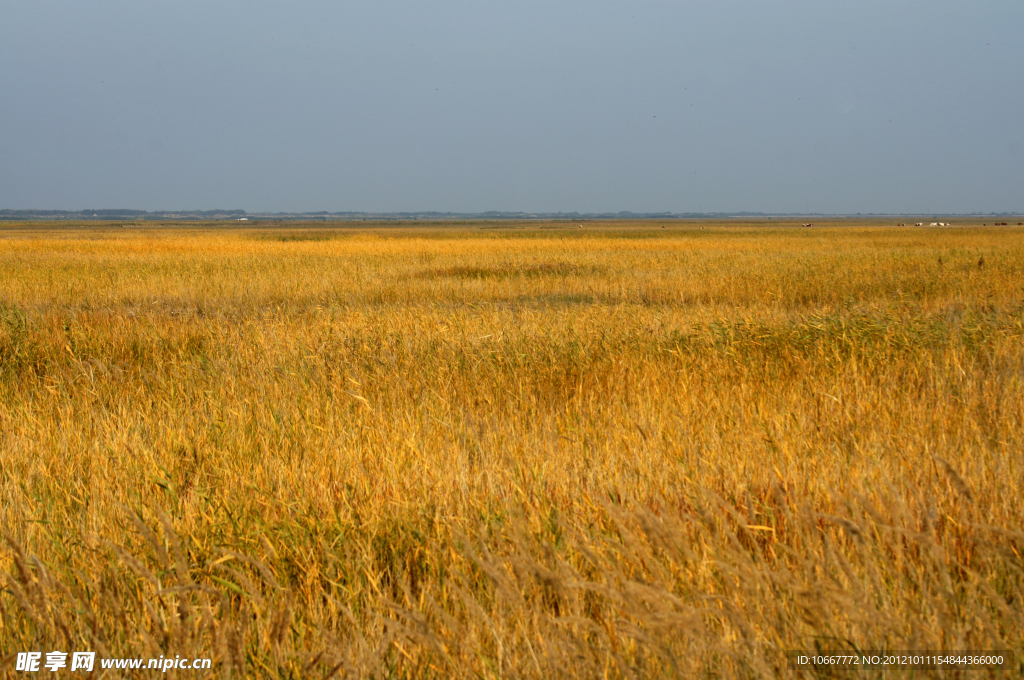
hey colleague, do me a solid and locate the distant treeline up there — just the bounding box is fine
[0,209,247,219]
[2,209,1018,221]
[1,209,731,221]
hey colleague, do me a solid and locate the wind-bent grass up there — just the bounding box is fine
[1,222,1022,678]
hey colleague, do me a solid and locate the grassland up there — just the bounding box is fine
[1,221,1022,678]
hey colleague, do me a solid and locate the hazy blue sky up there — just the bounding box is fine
[2,1,1021,213]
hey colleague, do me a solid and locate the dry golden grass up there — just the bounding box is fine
[1,221,1022,678]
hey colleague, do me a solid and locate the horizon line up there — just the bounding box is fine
[3,209,1023,219]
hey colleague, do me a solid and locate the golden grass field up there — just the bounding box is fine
[1,220,1022,678]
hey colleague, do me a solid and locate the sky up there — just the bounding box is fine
[2,1,1022,214]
